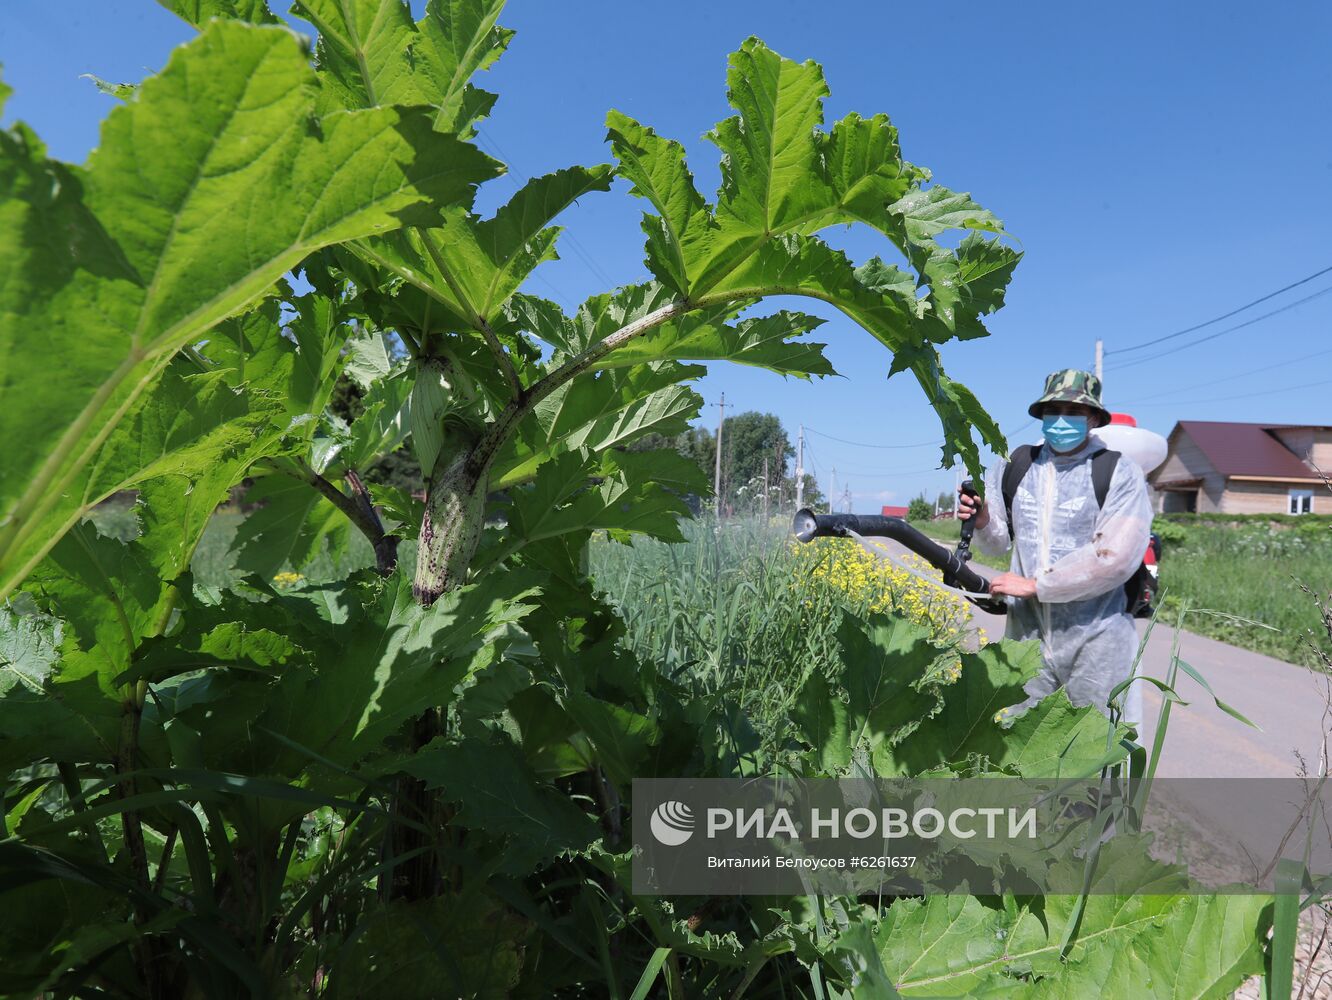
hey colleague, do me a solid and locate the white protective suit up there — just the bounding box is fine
[974,434,1153,719]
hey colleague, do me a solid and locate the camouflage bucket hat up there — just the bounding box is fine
[1027,369,1111,427]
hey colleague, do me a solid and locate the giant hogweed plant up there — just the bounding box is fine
[0,1,1276,996]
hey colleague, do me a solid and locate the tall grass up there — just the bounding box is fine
[84,498,373,589]
[588,516,981,754]
[589,518,845,740]
[1156,519,1331,669]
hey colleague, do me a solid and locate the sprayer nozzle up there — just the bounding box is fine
[792,508,819,544]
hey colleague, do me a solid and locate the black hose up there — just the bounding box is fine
[791,508,1007,615]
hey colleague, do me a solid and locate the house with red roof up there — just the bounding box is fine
[1149,421,1330,514]
[880,505,910,518]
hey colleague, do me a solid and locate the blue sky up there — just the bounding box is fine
[5,1,1331,510]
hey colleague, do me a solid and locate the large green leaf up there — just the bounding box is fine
[871,895,1046,996]
[791,615,941,775]
[803,111,922,235]
[604,110,711,295]
[291,0,424,111]
[490,360,703,488]
[594,309,833,377]
[157,0,278,24]
[229,474,349,581]
[283,292,351,416]
[984,690,1129,778]
[17,356,288,588]
[297,0,513,135]
[503,448,705,552]
[416,0,513,133]
[792,618,1118,779]
[264,572,540,768]
[27,527,173,674]
[600,38,1018,478]
[400,732,600,870]
[355,164,614,329]
[559,692,660,787]
[875,636,1039,776]
[6,527,174,768]
[915,233,1021,344]
[706,37,832,240]
[0,605,107,775]
[0,20,500,599]
[1027,894,1268,999]
[869,889,1265,998]
[887,185,1006,260]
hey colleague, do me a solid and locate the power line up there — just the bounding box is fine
[1106,263,1332,355]
[1105,284,1332,372]
[824,466,956,478]
[805,426,941,449]
[801,439,820,483]
[805,416,1036,452]
[1118,344,1332,406]
[476,132,620,292]
[1003,417,1038,441]
[1128,375,1332,408]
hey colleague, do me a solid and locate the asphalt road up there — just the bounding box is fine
[864,536,1332,779]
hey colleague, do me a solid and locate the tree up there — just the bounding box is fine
[935,490,955,515]
[720,411,790,511]
[908,493,933,521]
[630,414,819,517]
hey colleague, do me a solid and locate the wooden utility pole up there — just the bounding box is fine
[795,424,805,510]
[713,393,726,519]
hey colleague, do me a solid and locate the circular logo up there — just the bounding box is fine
[649,800,695,846]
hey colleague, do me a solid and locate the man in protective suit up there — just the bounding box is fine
[958,370,1153,717]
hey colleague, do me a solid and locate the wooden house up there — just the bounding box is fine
[1149,421,1330,514]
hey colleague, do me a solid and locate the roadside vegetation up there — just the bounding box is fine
[1154,515,1332,670]
[589,519,982,751]
[910,516,1010,570]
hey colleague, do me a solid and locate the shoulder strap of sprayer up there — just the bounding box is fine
[1001,444,1119,541]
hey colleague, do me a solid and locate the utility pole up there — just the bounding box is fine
[762,456,770,524]
[713,393,726,519]
[1094,339,1104,382]
[829,467,837,514]
[795,424,805,510]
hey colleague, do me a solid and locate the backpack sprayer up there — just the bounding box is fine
[792,481,1009,616]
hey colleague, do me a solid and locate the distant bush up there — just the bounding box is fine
[1151,518,1190,546]
[1157,512,1332,528]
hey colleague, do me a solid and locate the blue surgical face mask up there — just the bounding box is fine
[1042,414,1089,452]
